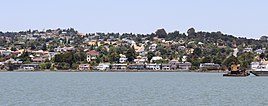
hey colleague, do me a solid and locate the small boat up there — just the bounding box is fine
[223,64,249,77]
[223,71,250,77]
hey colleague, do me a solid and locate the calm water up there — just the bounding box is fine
[0,72,267,106]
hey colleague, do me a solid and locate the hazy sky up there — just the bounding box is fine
[0,0,267,38]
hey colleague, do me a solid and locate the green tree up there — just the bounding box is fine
[126,46,136,62]
[187,28,195,36]
[155,28,167,38]
[193,48,202,57]
[147,51,155,62]
[222,56,240,69]
[202,56,212,63]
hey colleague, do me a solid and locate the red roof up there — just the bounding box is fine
[87,50,99,56]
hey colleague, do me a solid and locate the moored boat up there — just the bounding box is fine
[250,61,268,76]
[250,70,268,76]
[223,63,249,77]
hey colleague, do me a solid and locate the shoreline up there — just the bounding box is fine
[0,69,227,73]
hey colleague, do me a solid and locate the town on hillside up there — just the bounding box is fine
[0,28,268,72]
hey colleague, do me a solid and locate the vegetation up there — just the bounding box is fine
[0,27,267,71]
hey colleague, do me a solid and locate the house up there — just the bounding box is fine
[111,64,128,70]
[134,56,148,64]
[78,64,90,71]
[169,60,179,70]
[199,63,220,70]
[54,47,75,52]
[149,44,157,51]
[86,50,99,62]
[128,64,145,70]
[146,64,161,70]
[96,63,110,70]
[186,48,194,54]
[243,48,253,52]
[178,62,192,70]
[134,44,145,56]
[32,58,46,63]
[178,46,186,51]
[150,56,163,63]
[19,64,39,71]
[162,64,171,70]
[48,52,58,61]
[255,48,266,54]
[119,54,128,63]
[4,58,23,64]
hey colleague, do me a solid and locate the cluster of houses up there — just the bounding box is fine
[77,60,192,71]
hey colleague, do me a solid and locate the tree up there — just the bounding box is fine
[187,28,196,36]
[126,46,136,62]
[42,44,47,51]
[260,36,268,41]
[222,56,240,69]
[147,51,155,62]
[202,56,212,63]
[155,28,167,38]
[193,48,202,57]
[238,52,254,69]
[260,53,265,59]
[30,44,36,50]
[11,47,17,51]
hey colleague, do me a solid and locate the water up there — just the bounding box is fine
[0,72,267,106]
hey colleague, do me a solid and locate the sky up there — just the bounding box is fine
[0,0,267,38]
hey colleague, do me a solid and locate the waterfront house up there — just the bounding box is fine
[128,64,145,70]
[178,62,192,70]
[96,63,110,70]
[162,64,171,70]
[199,63,220,70]
[169,60,179,70]
[19,64,39,71]
[111,64,128,70]
[78,64,90,71]
[146,64,161,70]
[86,50,99,62]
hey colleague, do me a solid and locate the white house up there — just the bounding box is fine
[119,54,128,63]
[150,56,163,62]
[86,50,99,62]
[96,63,110,70]
[149,44,157,51]
[243,48,253,52]
[146,64,161,70]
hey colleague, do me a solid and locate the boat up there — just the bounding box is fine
[223,63,249,77]
[250,61,268,76]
